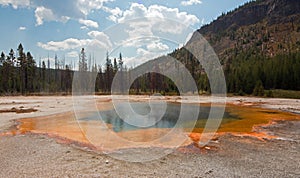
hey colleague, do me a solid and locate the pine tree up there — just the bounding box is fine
[17,44,26,94]
[113,58,118,73]
[105,52,112,93]
[0,52,5,66]
[118,53,124,93]
[253,80,265,96]
[26,52,36,92]
[42,61,46,91]
[79,48,87,72]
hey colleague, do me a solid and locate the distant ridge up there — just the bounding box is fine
[189,0,300,60]
[164,0,300,94]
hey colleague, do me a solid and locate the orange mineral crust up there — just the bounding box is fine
[1,103,299,152]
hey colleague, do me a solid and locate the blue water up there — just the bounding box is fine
[81,102,239,132]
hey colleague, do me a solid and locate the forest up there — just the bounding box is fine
[0,43,299,96]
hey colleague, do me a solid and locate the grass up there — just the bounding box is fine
[266,89,300,99]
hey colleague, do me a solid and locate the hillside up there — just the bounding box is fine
[195,0,300,62]
[164,0,300,95]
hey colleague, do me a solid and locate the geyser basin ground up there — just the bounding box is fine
[6,96,299,152]
[0,96,300,177]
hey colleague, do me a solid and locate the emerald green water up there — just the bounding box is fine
[81,102,239,132]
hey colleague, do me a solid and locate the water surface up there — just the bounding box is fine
[81,102,240,132]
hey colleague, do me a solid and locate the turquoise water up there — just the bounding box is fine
[81,102,239,132]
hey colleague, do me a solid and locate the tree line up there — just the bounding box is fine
[0,44,170,95]
[168,46,300,96]
[225,51,300,96]
[0,43,299,96]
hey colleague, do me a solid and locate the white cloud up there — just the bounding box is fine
[77,0,114,16]
[0,0,113,14]
[35,6,70,26]
[124,47,167,67]
[37,38,91,51]
[66,51,79,58]
[125,21,153,42]
[147,41,169,52]
[37,31,112,52]
[19,26,26,31]
[148,5,199,34]
[87,31,112,48]
[116,3,199,37]
[0,0,112,26]
[119,39,170,67]
[118,3,147,23]
[0,0,30,9]
[78,19,99,29]
[111,3,199,50]
[120,39,169,66]
[118,3,199,26]
[35,6,54,26]
[102,6,122,22]
[80,26,89,30]
[181,0,202,6]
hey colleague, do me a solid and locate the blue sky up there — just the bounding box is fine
[0,0,249,69]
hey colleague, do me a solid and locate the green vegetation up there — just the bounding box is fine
[225,51,300,95]
[0,43,299,98]
[266,90,300,99]
[0,44,73,95]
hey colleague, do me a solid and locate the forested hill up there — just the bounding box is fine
[195,0,300,60]
[169,0,300,95]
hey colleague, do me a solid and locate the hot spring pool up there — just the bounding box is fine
[81,102,240,132]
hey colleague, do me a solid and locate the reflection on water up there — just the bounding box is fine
[81,102,240,132]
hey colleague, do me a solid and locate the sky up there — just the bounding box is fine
[0,0,250,69]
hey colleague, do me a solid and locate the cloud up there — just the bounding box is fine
[19,26,26,31]
[0,0,113,25]
[117,3,147,23]
[181,0,202,6]
[87,31,112,48]
[37,38,91,51]
[116,3,199,36]
[35,6,70,26]
[148,4,199,33]
[119,38,170,67]
[37,31,112,52]
[0,0,30,9]
[77,0,114,16]
[146,41,169,52]
[78,19,99,29]
[102,6,122,22]
[123,46,167,67]
[66,51,79,58]
[110,3,199,50]
[35,6,55,26]
[118,3,199,26]
[80,26,89,30]
[125,21,153,43]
